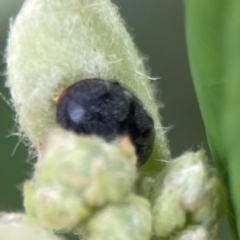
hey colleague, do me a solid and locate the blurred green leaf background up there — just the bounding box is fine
[185,0,240,239]
[0,1,231,239]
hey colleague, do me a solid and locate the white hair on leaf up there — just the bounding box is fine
[7,0,170,171]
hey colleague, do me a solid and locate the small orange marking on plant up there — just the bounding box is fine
[53,88,68,105]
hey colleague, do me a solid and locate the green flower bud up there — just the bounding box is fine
[152,189,186,237]
[85,195,152,240]
[24,128,137,230]
[171,226,209,240]
[0,213,64,240]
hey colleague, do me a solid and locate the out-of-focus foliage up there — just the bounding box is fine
[185,0,240,239]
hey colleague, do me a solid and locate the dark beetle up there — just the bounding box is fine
[56,78,155,167]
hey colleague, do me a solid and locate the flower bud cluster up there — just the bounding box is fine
[23,129,152,240]
[150,151,226,240]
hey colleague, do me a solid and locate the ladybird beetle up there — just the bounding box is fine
[56,78,154,166]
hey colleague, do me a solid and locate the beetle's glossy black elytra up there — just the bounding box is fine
[56,78,155,166]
